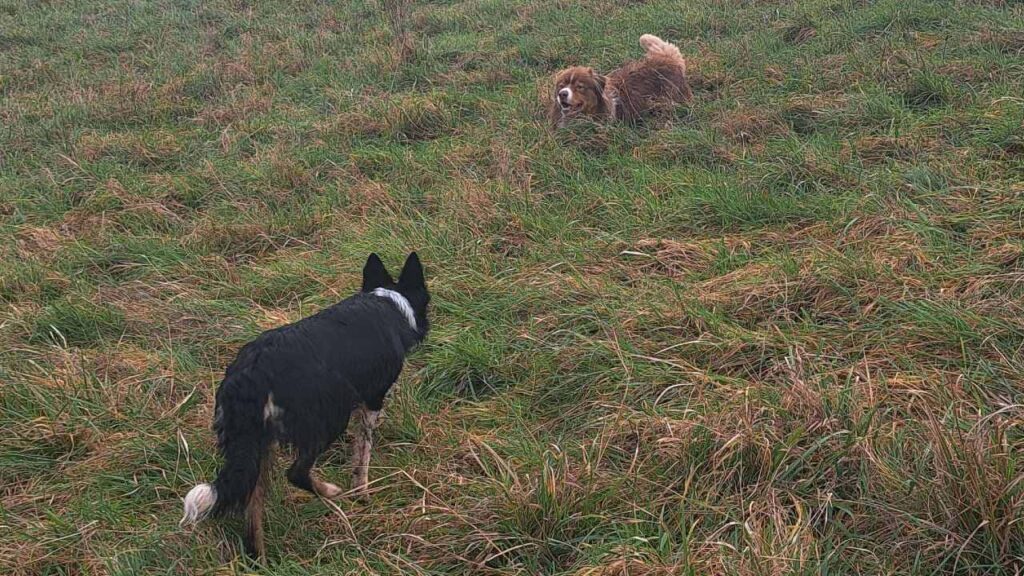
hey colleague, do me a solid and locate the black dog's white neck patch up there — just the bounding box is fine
[372,288,417,330]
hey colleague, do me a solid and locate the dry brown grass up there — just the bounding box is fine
[14,226,63,261]
[712,107,789,147]
[386,94,457,142]
[75,130,183,164]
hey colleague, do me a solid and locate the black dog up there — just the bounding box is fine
[181,252,429,558]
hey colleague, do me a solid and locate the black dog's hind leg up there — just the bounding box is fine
[286,412,349,499]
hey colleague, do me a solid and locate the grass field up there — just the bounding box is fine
[2,0,1024,573]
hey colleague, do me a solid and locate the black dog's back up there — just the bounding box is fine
[222,293,418,446]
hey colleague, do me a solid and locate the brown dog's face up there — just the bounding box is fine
[553,66,607,118]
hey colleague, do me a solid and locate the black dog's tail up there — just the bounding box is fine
[181,372,272,528]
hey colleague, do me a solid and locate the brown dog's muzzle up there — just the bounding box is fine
[557,87,573,109]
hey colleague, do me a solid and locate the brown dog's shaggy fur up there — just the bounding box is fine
[549,34,691,127]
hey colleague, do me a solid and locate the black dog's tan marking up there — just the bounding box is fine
[350,405,380,497]
[244,453,272,560]
[181,253,430,559]
[550,34,692,127]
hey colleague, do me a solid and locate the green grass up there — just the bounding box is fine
[2,0,1023,573]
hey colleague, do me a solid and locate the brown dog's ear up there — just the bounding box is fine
[595,74,608,94]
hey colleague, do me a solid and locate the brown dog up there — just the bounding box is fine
[549,34,691,127]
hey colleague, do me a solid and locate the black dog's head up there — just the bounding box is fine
[362,252,430,336]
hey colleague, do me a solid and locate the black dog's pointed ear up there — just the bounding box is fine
[397,252,425,289]
[362,253,394,291]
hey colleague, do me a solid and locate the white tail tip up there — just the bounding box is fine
[180,483,216,526]
[639,34,682,60]
[639,33,663,46]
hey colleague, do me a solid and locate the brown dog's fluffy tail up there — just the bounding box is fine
[640,34,684,69]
